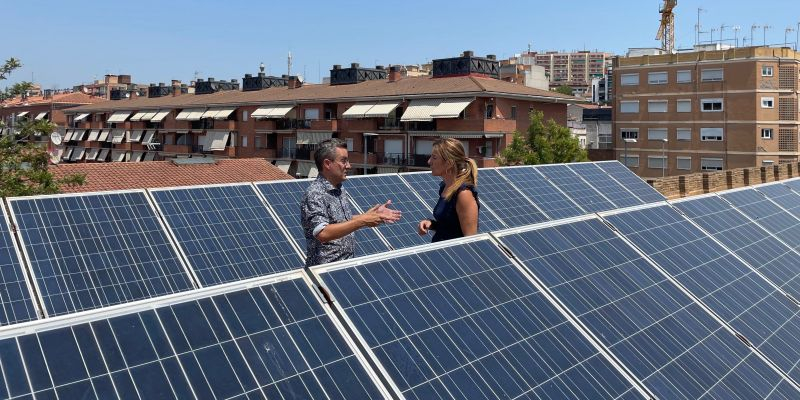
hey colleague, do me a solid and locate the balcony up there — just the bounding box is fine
[378,118,401,130]
[276,119,297,130]
[376,152,408,166]
[279,148,296,158]
[295,147,314,160]
[410,154,430,167]
[405,121,436,131]
[436,118,516,133]
[309,119,338,131]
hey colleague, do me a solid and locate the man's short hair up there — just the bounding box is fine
[314,138,347,170]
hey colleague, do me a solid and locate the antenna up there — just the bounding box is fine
[733,26,741,47]
[751,24,761,47]
[719,24,727,45]
[785,27,796,48]
[287,51,293,76]
[695,7,706,46]
[763,25,772,46]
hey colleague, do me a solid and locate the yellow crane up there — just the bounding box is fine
[655,0,678,52]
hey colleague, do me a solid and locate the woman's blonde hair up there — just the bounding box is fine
[432,138,478,200]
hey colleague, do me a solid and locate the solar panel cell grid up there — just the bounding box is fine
[472,168,547,228]
[498,166,585,220]
[0,206,38,326]
[319,239,642,399]
[537,164,617,213]
[0,277,385,400]
[8,192,195,317]
[567,163,644,208]
[721,189,800,250]
[596,161,665,204]
[150,184,304,287]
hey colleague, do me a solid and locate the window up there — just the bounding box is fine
[701,68,724,82]
[677,128,692,141]
[345,138,354,151]
[648,156,666,169]
[700,127,724,141]
[510,106,517,119]
[761,128,773,139]
[761,97,774,108]
[648,100,668,113]
[677,70,692,83]
[254,135,262,149]
[241,136,248,148]
[762,66,774,77]
[677,157,692,170]
[620,74,639,86]
[620,101,639,113]
[762,160,775,166]
[648,128,667,140]
[648,71,668,84]
[701,158,724,171]
[676,99,691,113]
[701,99,723,112]
[304,108,320,120]
[621,129,639,140]
[485,104,494,119]
[620,155,639,167]
[242,110,248,121]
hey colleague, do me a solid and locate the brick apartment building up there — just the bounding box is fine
[613,46,800,178]
[0,91,105,135]
[45,51,574,177]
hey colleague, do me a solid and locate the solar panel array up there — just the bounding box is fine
[3,162,800,399]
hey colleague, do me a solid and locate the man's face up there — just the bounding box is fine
[324,147,350,185]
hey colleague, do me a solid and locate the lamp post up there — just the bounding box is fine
[362,132,378,175]
[623,138,637,169]
[661,138,668,178]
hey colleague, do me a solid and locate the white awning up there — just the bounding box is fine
[430,98,473,118]
[206,131,230,151]
[62,147,73,160]
[342,103,376,119]
[141,131,156,144]
[296,161,315,177]
[296,131,332,145]
[34,112,48,120]
[150,110,170,122]
[111,130,126,144]
[74,113,89,122]
[251,106,273,118]
[97,148,110,162]
[63,130,75,142]
[71,129,87,141]
[307,166,319,178]
[97,129,110,142]
[130,151,144,162]
[275,160,291,173]
[175,108,206,121]
[71,147,85,161]
[252,105,295,119]
[364,102,401,118]
[112,150,126,162]
[143,152,156,161]
[84,148,99,161]
[400,99,442,122]
[16,111,29,117]
[129,111,148,121]
[128,130,143,142]
[87,130,100,142]
[107,111,132,123]
[376,166,400,174]
[211,108,236,120]
[201,109,219,119]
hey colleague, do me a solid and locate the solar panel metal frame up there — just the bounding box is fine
[6,189,199,318]
[147,182,306,287]
[311,233,652,399]
[496,164,588,219]
[598,202,800,389]
[0,269,394,399]
[0,200,41,325]
[537,163,619,213]
[594,160,666,204]
[717,184,800,244]
[566,162,646,208]
[752,180,800,219]
[475,166,551,225]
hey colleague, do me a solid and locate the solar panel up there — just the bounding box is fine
[755,182,800,219]
[255,179,389,258]
[343,174,432,249]
[720,188,800,248]
[566,162,644,208]
[604,204,800,385]
[537,164,616,213]
[472,168,548,227]
[673,195,800,301]
[497,217,797,399]
[596,161,666,203]
[399,171,507,232]
[316,238,645,400]
[149,184,304,287]
[7,191,195,317]
[498,166,585,219]
[0,205,38,326]
[0,273,387,399]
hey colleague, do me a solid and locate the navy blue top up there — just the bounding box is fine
[431,182,480,242]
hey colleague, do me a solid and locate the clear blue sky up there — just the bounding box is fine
[4,0,799,89]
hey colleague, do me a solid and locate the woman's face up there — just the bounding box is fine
[428,148,448,177]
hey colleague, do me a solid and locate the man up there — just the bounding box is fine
[301,138,401,267]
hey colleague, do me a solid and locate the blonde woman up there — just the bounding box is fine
[417,138,479,242]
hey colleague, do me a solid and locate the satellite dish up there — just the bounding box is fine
[50,132,63,145]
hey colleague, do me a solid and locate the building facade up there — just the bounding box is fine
[613,47,800,178]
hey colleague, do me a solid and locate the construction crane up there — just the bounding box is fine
[656,0,678,53]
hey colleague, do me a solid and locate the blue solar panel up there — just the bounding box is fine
[8,191,195,317]
[755,182,800,219]
[318,238,644,399]
[604,204,800,385]
[596,161,666,204]
[0,274,386,399]
[473,168,548,228]
[498,166,585,219]
[720,188,800,249]
[343,174,432,249]
[673,195,800,301]
[566,163,643,208]
[0,207,38,326]
[255,179,390,258]
[150,184,304,286]
[399,172,507,232]
[498,217,797,399]
[537,164,617,213]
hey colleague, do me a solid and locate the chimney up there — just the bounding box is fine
[351,62,360,68]
[388,65,402,82]
[288,75,302,89]
[463,50,474,57]
[486,54,496,60]
[172,80,181,96]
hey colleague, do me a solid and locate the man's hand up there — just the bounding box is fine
[372,200,402,224]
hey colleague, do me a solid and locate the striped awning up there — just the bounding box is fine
[73,113,90,122]
[201,108,236,120]
[175,108,206,121]
[341,103,376,119]
[107,111,132,123]
[87,130,100,142]
[364,102,401,118]
[150,110,170,122]
[129,111,148,121]
[430,98,473,118]
[251,105,295,119]
[296,131,332,145]
[205,131,230,151]
[84,148,99,161]
[400,99,441,122]
[34,112,48,120]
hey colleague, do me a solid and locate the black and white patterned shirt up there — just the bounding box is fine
[300,176,355,267]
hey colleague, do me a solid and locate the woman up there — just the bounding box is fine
[417,138,479,242]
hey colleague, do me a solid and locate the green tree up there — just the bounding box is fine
[16,118,56,142]
[1,81,34,101]
[554,85,574,96]
[497,110,587,166]
[0,58,21,80]
[0,135,85,197]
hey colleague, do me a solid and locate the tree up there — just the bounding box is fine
[16,118,57,142]
[1,81,34,101]
[0,135,85,197]
[497,110,588,166]
[554,85,574,96]
[0,58,21,81]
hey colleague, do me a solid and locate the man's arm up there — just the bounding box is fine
[317,200,401,243]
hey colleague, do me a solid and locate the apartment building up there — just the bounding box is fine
[533,51,612,92]
[0,91,104,135]
[53,51,573,177]
[613,46,800,178]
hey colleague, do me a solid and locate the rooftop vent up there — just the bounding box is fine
[432,50,500,79]
[242,72,288,91]
[195,77,240,95]
[329,63,388,86]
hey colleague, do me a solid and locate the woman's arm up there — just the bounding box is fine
[456,189,478,236]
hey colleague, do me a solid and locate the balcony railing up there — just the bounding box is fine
[276,119,297,130]
[295,147,314,160]
[280,148,296,158]
[411,154,430,167]
[378,118,401,130]
[376,153,408,166]
[405,121,436,131]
